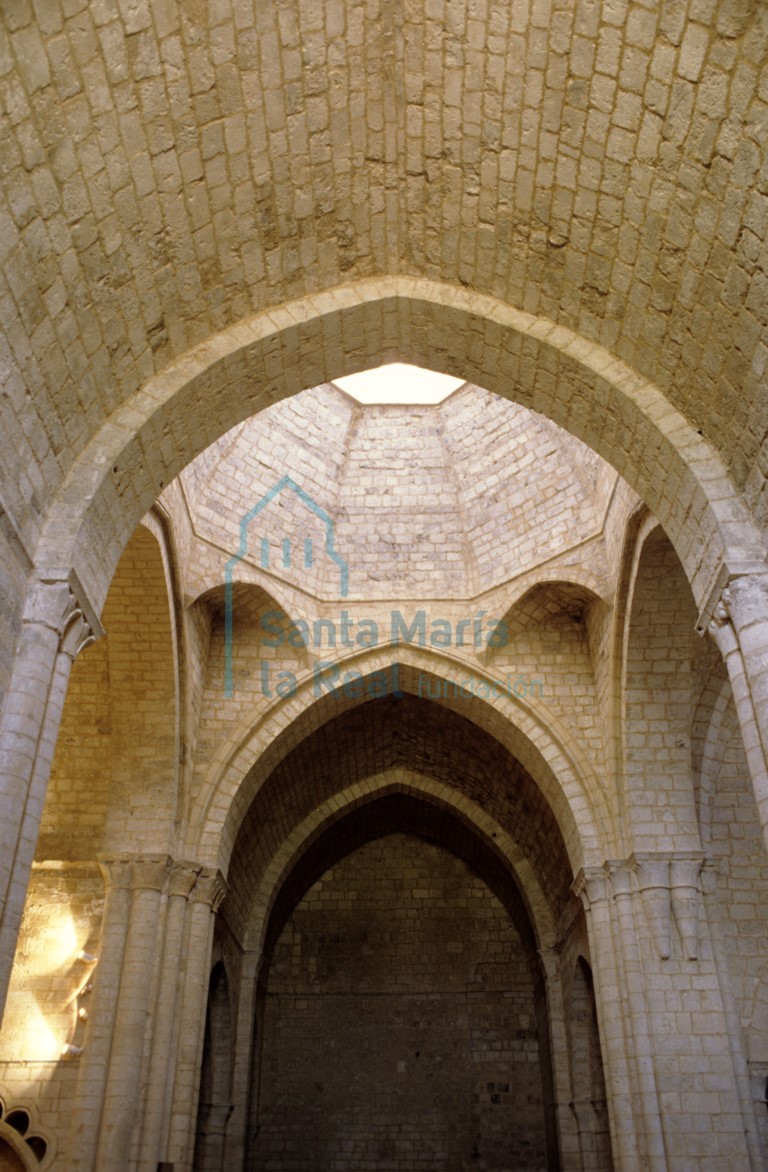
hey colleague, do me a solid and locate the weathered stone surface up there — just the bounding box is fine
[0,2,767,1169]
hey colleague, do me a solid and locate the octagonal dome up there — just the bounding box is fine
[178,379,618,601]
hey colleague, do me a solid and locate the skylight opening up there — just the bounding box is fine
[332,363,465,405]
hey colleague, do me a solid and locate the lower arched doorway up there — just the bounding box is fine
[196,696,613,1170]
[247,822,555,1170]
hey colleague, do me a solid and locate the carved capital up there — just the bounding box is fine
[190,868,227,911]
[605,859,634,899]
[628,853,703,961]
[99,854,172,893]
[632,854,670,889]
[572,867,610,911]
[99,857,135,891]
[722,573,768,632]
[669,856,702,891]
[573,854,704,962]
[707,599,736,656]
[130,855,173,893]
[59,606,95,660]
[632,855,671,960]
[699,565,768,644]
[169,861,203,900]
[670,855,703,961]
[24,568,104,657]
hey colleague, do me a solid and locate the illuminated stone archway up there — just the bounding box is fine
[36,279,764,620]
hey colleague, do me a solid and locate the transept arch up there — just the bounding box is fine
[0,3,767,1168]
[620,522,701,856]
[218,687,576,928]
[38,520,180,860]
[239,771,558,955]
[186,647,609,875]
[33,279,766,624]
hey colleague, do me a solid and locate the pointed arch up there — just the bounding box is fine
[184,646,611,876]
[241,770,558,954]
[193,962,234,1172]
[33,279,765,627]
[620,522,701,854]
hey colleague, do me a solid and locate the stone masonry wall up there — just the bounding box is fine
[2,0,767,559]
[38,523,177,860]
[0,863,103,1161]
[0,511,29,716]
[253,833,548,1171]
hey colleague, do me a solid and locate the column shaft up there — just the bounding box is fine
[709,575,768,856]
[0,575,100,1021]
[165,870,225,1172]
[537,947,580,1171]
[224,950,260,1172]
[575,869,642,1172]
[137,863,200,1172]
[94,857,172,1170]
[609,866,667,1168]
[62,861,133,1171]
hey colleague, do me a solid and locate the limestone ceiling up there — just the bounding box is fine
[1,0,767,562]
[177,381,618,600]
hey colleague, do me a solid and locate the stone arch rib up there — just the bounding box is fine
[186,647,607,890]
[33,278,765,622]
[241,771,558,956]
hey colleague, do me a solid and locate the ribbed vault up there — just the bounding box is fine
[192,650,604,874]
[222,693,573,948]
[256,791,544,966]
[34,283,766,629]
